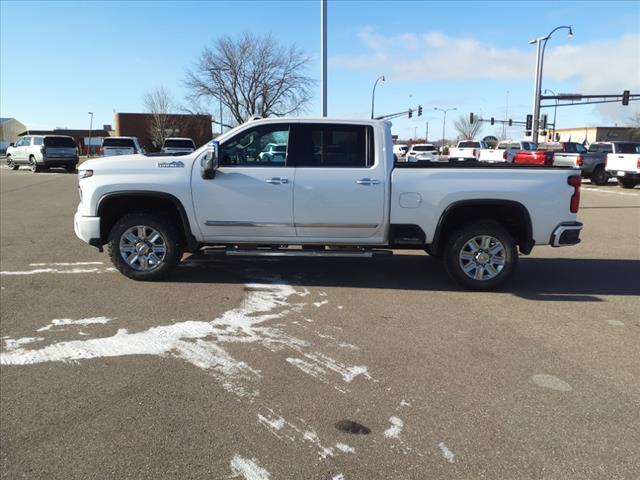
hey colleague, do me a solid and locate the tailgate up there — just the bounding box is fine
[606,153,640,173]
[553,153,576,168]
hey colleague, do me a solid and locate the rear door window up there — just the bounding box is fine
[103,138,135,148]
[164,139,195,149]
[288,124,374,167]
[588,144,613,153]
[458,141,480,148]
[616,143,640,154]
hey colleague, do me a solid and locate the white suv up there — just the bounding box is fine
[6,135,78,173]
[161,137,196,154]
[102,137,144,157]
[406,143,438,162]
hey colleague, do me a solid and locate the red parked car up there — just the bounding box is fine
[513,148,554,165]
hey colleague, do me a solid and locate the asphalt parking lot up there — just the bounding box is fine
[1,166,639,480]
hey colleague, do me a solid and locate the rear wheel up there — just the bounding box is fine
[617,177,638,189]
[590,165,608,186]
[443,221,518,291]
[65,164,77,173]
[6,156,18,170]
[107,212,183,281]
[28,156,40,173]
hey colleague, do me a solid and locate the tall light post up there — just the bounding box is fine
[87,112,94,157]
[434,107,456,154]
[320,0,327,117]
[544,88,558,141]
[370,75,385,119]
[529,25,572,144]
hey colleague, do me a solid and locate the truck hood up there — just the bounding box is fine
[81,153,194,174]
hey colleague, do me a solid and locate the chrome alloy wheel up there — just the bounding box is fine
[119,225,167,271]
[458,235,506,281]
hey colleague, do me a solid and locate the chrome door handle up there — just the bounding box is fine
[266,177,289,184]
[356,178,380,185]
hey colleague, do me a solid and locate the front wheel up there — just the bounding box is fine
[6,156,18,170]
[617,177,638,189]
[443,221,518,291]
[107,212,183,281]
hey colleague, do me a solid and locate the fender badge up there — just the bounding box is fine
[157,160,185,168]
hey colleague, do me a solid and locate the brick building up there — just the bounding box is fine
[114,113,212,152]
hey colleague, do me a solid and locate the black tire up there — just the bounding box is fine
[590,165,608,186]
[443,220,518,291]
[28,156,40,173]
[424,245,440,258]
[617,177,638,189]
[65,164,77,173]
[6,155,18,170]
[107,212,183,281]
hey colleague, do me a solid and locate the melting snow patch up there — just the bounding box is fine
[313,300,329,308]
[384,416,404,439]
[438,442,455,463]
[332,475,345,480]
[37,317,113,332]
[1,267,116,275]
[335,443,355,453]
[230,455,270,480]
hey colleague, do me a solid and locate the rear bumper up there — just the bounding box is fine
[43,155,78,166]
[74,211,101,248]
[550,221,583,247]
[612,171,640,180]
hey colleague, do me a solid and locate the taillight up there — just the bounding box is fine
[41,146,46,153]
[568,175,581,213]
[472,149,477,157]
[637,158,640,169]
[576,154,583,166]
[503,150,508,160]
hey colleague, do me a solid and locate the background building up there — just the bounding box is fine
[114,113,212,152]
[0,118,27,154]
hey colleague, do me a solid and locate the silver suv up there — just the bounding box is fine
[6,135,78,173]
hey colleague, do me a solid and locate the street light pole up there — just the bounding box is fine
[529,25,572,144]
[425,120,429,142]
[544,88,558,141]
[87,112,94,157]
[370,75,385,119]
[434,107,456,154]
[320,0,327,117]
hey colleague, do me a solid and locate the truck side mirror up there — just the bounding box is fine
[201,141,219,179]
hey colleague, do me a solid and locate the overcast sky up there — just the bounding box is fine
[1,0,638,140]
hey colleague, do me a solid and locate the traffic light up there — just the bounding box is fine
[469,112,474,124]
[526,114,533,130]
[524,130,532,137]
[540,114,548,130]
[490,117,495,125]
[408,109,413,119]
[508,118,513,127]
[622,90,630,106]
[417,105,423,116]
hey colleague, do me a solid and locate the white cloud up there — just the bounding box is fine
[330,29,640,123]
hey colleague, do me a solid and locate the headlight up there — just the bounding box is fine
[78,169,93,179]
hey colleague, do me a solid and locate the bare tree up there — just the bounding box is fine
[143,86,177,149]
[453,114,483,140]
[185,33,314,128]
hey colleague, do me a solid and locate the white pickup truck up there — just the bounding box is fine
[449,140,489,161]
[74,118,583,290]
[479,140,536,163]
[604,142,640,188]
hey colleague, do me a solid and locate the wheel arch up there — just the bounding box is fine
[96,191,199,252]
[429,199,534,256]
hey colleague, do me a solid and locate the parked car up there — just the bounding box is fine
[102,137,144,157]
[583,141,639,185]
[449,140,489,161]
[258,143,287,163]
[479,140,536,163]
[604,142,640,188]
[5,135,78,173]
[75,118,583,291]
[161,137,196,154]
[406,143,438,162]
[513,147,554,166]
[393,144,409,159]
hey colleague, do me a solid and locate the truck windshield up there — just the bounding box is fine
[458,142,480,148]
[44,137,76,148]
[103,138,135,148]
[164,139,195,148]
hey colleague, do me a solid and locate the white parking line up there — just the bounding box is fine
[582,187,639,196]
